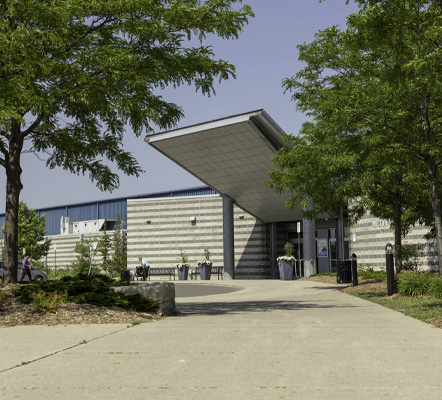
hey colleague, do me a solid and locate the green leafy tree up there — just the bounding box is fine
[268,0,442,272]
[70,239,99,276]
[401,243,427,271]
[0,0,253,284]
[348,0,442,274]
[1,201,51,261]
[97,221,112,275]
[109,214,127,277]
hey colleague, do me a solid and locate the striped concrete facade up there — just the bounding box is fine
[3,193,440,276]
[348,214,438,271]
[43,232,119,270]
[1,231,119,271]
[127,195,270,279]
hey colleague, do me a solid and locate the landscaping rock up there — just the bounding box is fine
[112,282,176,316]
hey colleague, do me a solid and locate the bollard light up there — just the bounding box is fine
[385,243,394,296]
[351,253,358,287]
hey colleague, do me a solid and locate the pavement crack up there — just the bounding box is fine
[0,325,130,375]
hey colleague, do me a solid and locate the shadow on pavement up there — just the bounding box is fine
[176,299,355,316]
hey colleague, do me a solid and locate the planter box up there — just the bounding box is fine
[198,264,212,280]
[177,265,189,280]
[278,260,294,281]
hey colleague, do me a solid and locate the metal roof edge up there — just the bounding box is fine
[146,109,265,143]
[0,186,215,217]
[127,193,220,203]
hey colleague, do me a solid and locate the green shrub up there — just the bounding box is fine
[428,276,442,297]
[284,242,294,257]
[359,270,386,280]
[401,243,426,271]
[31,290,68,313]
[358,264,374,273]
[46,268,76,280]
[14,274,159,313]
[397,272,431,296]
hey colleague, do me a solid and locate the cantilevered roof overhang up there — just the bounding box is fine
[146,109,302,222]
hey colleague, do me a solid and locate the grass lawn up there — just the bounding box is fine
[348,291,442,329]
[307,272,442,329]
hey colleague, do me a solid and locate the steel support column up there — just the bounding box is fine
[302,218,316,276]
[223,196,235,279]
[270,222,278,279]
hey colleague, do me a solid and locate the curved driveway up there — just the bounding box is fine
[1,280,442,399]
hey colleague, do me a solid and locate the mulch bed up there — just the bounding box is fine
[0,284,162,326]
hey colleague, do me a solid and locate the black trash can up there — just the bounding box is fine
[120,269,131,282]
[336,260,352,283]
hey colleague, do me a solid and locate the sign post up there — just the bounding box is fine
[54,244,57,278]
[297,222,301,277]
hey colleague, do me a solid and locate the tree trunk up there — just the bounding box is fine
[425,155,442,276]
[3,121,23,285]
[393,196,402,274]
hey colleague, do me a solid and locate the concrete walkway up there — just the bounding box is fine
[1,280,442,399]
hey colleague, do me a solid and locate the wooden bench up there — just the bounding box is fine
[148,267,176,280]
[190,266,224,280]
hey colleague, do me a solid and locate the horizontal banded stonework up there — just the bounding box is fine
[127,195,270,278]
[349,214,438,270]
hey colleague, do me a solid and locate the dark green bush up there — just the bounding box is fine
[397,272,431,296]
[14,274,159,313]
[428,276,442,297]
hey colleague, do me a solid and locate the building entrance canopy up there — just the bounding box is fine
[147,109,302,222]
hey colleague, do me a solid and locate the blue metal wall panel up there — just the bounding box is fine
[0,186,217,238]
[98,200,127,222]
[38,208,65,237]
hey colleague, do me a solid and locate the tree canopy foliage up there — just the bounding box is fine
[0,0,253,283]
[268,0,442,272]
[1,201,50,261]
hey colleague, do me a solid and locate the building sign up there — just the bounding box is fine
[372,219,390,228]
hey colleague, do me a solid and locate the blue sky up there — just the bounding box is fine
[0,0,360,213]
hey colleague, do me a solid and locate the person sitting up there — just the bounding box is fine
[139,256,149,269]
[134,256,149,280]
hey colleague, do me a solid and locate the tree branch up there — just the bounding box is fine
[64,16,116,53]
[22,113,45,137]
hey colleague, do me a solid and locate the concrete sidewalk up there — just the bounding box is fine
[1,280,442,399]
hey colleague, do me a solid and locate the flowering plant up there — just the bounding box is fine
[277,255,296,262]
[277,242,295,262]
[176,249,190,268]
[198,248,212,266]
